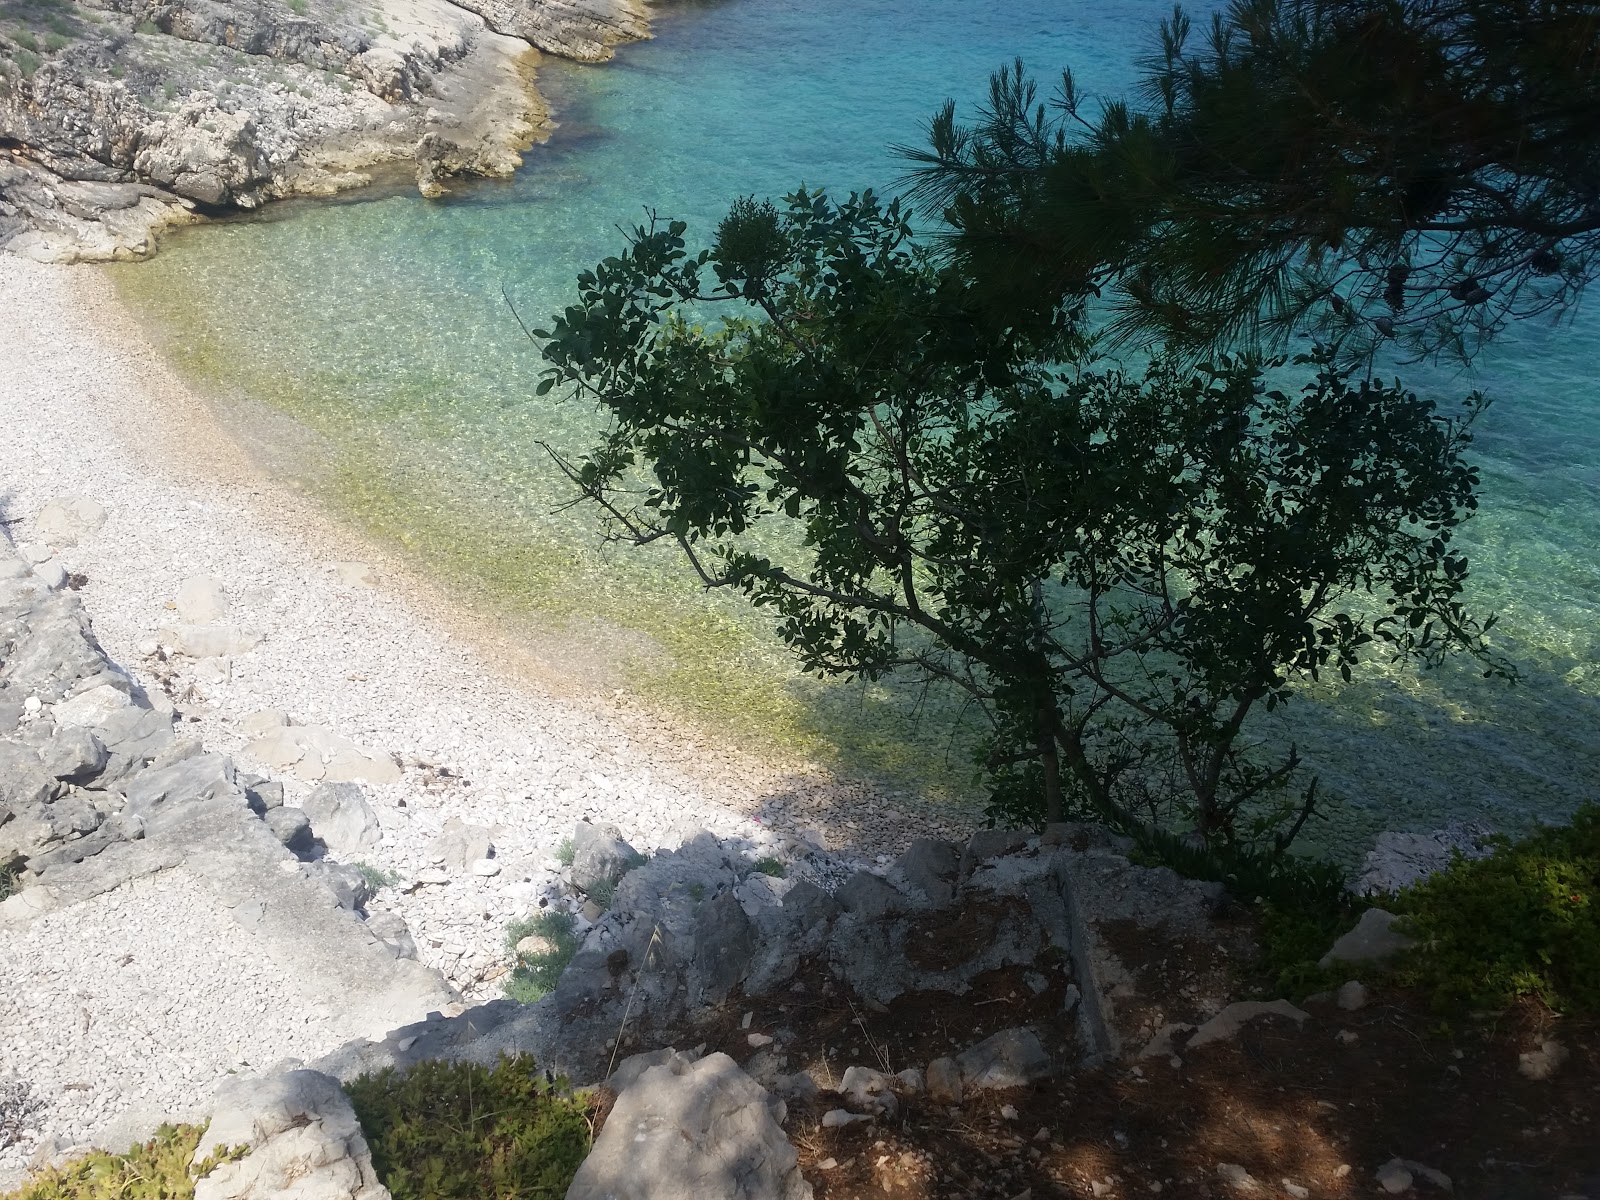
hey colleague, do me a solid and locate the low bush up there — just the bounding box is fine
[1123,823,1367,996]
[503,910,580,1004]
[0,861,20,903]
[751,857,786,878]
[1391,804,1600,1013]
[345,1056,591,1200]
[2,1124,241,1200]
[354,862,400,889]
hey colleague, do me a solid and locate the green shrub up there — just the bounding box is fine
[555,838,575,867]
[134,20,158,34]
[751,857,786,878]
[503,910,580,1003]
[15,48,40,78]
[354,862,400,889]
[1391,804,1600,1013]
[3,1124,242,1200]
[42,33,67,52]
[1123,822,1366,996]
[288,0,308,13]
[12,31,37,52]
[0,862,20,903]
[345,1056,590,1200]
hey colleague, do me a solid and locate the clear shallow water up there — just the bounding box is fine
[111,0,1600,852]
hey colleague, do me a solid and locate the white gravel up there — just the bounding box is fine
[0,254,967,1178]
[0,868,368,1170]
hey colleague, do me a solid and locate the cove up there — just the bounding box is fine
[109,0,1600,856]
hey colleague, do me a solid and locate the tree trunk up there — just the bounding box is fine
[1037,711,1063,825]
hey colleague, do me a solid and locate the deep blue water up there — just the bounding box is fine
[113,0,1600,848]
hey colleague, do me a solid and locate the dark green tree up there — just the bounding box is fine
[906,0,1600,363]
[535,189,1505,847]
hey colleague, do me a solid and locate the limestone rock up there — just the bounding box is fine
[832,870,906,920]
[121,753,240,833]
[1319,909,1415,970]
[265,806,314,854]
[1187,1000,1309,1049]
[886,838,959,908]
[954,1027,1053,1090]
[837,1065,897,1115]
[569,819,643,895]
[301,781,382,855]
[52,683,136,729]
[34,497,106,547]
[176,576,229,624]
[565,1052,810,1200]
[1518,1039,1569,1081]
[38,726,108,782]
[306,861,376,912]
[157,624,263,659]
[364,910,418,960]
[426,816,492,873]
[193,1068,389,1200]
[606,1048,694,1097]
[1336,981,1369,1012]
[246,725,400,786]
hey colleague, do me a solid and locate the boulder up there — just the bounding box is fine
[121,753,238,832]
[565,1052,811,1200]
[175,575,230,624]
[954,1027,1054,1090]
[301,781,382,855]
[34,496,107,547]
[265,806,314,854]
[38,726,107,782]
[192,1069,388,1200]
[606,1048,695,1097]
[837,1066,897,1116]
[886,838,959,908]
[692,891,757,1007]
[832,871,906,920]
[570,820,643,895]
[246,725,400,786]
[1319,909,1415,970]
[426,816,493,873]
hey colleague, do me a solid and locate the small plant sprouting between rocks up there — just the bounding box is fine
[751,857,787,878]
[585,878,617,911]
[345,1056,591,1200]
[1,1123,245,1200]
[555,838,575,868]
[0,860,21,903]
[354,862,400,889]
[503,910,581,1004]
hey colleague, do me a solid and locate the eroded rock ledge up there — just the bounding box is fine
[0,0,650,261]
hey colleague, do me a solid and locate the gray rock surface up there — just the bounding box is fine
[1356,822,1496,895]
[265,806,314,853]
[565,1052,811,1200]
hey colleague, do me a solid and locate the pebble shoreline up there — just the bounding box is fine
[0,255,972,1182]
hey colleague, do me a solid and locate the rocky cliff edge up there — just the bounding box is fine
[0,0,650,261]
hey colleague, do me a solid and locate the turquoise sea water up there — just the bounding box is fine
[112,0,1600,852]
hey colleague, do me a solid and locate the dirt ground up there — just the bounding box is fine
[722,985,1598,1200]
[674,913,1600,1200]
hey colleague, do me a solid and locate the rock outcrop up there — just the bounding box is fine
[0,0,651,261]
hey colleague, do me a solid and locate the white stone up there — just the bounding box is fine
[1336,980,1369,1011]
[175,575,229,624]
[158,624,263,659]
[35,496,107,547]
[468,858,501,877]
[33,560,68,590]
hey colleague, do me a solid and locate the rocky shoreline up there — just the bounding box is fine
[0,0,650,261]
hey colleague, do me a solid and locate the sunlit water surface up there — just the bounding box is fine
[111,0,1600,857]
